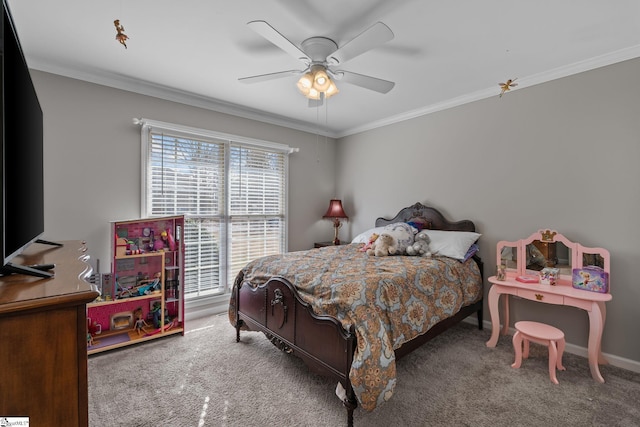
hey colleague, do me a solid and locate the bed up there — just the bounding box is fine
[228,202,484,426]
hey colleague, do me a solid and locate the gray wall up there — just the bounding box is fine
[30,56,640,368]
[31,71,337,274]
[337,58,640,366]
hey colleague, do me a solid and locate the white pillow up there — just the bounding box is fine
[351,226,388,244]
[422,230,481,260]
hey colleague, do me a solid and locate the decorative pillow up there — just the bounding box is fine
[381,223,415,254]
[352,223,416,254]
[406,221,427,231]
[462,243,480,262]
[422,230,481,260]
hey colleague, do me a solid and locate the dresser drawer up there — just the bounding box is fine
[517,289,564,305]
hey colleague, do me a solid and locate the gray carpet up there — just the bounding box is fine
[88,314,640,426]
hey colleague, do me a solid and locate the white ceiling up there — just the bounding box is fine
[7,0,640,137]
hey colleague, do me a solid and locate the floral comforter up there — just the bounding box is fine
[228,243,482,411]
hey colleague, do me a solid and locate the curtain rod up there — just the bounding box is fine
[133,117,299,154]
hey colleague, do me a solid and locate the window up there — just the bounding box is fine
[138,118,293,300]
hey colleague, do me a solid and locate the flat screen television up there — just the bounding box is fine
[1,0,59,278]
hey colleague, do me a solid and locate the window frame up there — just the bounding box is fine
[137,117,295,301]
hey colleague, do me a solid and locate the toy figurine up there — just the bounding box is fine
[133,307,149,335]
[150,301,170,328]
[114,19,129,48]
[88,319,102,335]
[499,78,518,98]
[165,317,179,331]
[135,272,161,296]
[359,233,379,252]
[153,237,165,251]
[165,229,176,251]
[148,272,162,291]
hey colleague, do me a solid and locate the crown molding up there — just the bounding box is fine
[336,44,640,138]
[28,59,339,138]
[28,43,640,140]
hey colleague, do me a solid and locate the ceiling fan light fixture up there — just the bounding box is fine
[297,65,338,100]
[314,69,330,92]
[298,86,311,97]
[296,72,314,92]
[325,80,339,98]
[307,87,321,100]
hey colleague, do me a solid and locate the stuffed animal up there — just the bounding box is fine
[366,233,397,257]
[406,230,432,257]
[360,233,379,252]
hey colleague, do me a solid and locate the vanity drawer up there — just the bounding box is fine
[517,289,564,305]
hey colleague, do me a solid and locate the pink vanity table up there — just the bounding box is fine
[485,229,612,383]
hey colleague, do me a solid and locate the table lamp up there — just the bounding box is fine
[322,199,349,245]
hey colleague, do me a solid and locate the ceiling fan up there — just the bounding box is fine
[239,20,395,104]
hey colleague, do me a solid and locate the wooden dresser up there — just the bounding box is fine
[0,240,99,426]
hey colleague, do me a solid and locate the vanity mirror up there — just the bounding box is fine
[496,229,610,284]
[497,240,518,276]
[521,230,575,282]
[524,239,571,275]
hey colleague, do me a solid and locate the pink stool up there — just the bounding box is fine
[512,321,566,384]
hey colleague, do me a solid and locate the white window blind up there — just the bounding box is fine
[228,144,287,282]
[139,118,291,300]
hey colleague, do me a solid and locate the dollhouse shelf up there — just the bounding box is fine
[87,215,185,355]
[87,324,184,355]
[88,291,161,307]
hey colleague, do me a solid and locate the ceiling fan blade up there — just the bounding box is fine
[238,70,302,84]
[327,22,394,66]
[238,70,304,83]
[247,20,310,63]
[334,70,395,94]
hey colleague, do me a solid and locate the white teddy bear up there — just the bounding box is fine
[405,230,432,257]
[366,233,397,257]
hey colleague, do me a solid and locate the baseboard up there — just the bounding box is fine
[185,294,229,322]
[563,341,640,374]
[463,317,640,374]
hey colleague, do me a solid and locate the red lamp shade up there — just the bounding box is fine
[322,199,348,220]
[322,199,348,245]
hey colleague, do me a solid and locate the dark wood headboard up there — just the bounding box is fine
[374,202,476,232]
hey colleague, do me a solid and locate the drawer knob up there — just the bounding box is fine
[535,293,544,301]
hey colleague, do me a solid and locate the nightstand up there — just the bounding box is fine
[314,241,345,248]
